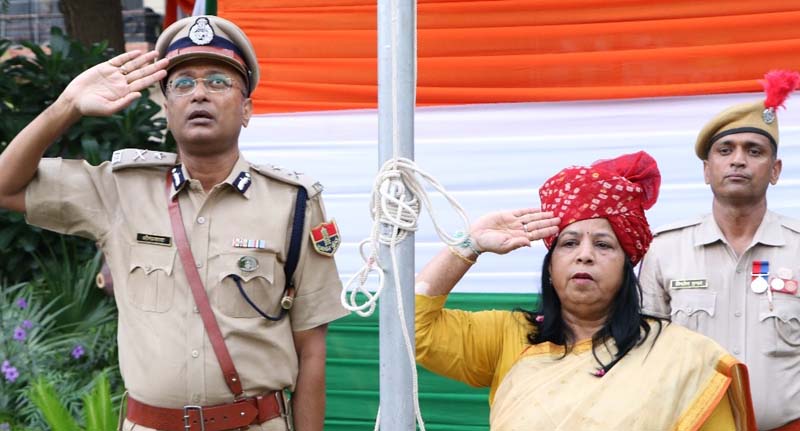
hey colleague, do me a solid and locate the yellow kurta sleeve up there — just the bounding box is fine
[415,293,520,388]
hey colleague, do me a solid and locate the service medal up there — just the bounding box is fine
[751,276,769,294]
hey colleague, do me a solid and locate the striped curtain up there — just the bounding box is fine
[219,0,800,114]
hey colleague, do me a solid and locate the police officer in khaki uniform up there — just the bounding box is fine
[639,71,800,431]
[0,15,347,431]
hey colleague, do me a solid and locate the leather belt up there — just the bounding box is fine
[126,392,285,431]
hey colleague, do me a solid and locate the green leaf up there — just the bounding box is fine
[27,377,82,431]
[83,372,116,431]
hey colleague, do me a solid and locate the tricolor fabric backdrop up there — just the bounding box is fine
[209,1,800,429]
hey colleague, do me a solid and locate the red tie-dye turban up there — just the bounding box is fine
[538,151,661,265]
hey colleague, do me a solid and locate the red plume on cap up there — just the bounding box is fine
[761,70,800,110]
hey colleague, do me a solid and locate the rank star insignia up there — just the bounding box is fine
[310,220,341,256]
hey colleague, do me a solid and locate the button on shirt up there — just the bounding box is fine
[639,211,800,430]
[24,154,348,409]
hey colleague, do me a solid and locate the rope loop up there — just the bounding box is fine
[343,157,471,315]
[342,240,385,317]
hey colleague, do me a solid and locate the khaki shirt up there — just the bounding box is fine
[639,211,800,430]
[25,152,348,409]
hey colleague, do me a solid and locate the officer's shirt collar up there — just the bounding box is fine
[170,154,254,200]
[696,210,786,248]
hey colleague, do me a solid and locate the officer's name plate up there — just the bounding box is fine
[137,233,172,247]
[669,279,708,289]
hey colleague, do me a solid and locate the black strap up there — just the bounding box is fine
[231,275,286,322]
[235,187,308,321]
[285,187,308,286]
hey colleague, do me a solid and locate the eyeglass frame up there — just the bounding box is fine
[166,72,246,97]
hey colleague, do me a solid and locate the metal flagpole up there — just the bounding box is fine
[377,0,416,429]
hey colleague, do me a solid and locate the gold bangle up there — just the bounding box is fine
[448,246,476,265]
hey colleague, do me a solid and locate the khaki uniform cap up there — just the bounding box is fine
[156,15,260,95]
[694,100,778,160]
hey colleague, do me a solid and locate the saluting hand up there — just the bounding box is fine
[60,50,169,117]
[470,208,560,255]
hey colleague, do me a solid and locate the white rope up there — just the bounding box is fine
[340,156,472,431]
[341,158,471,314]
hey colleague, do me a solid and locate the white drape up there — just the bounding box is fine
[240,94,800,293]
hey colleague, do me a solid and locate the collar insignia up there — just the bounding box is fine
[232,171,252,194]
[171,165,186,191]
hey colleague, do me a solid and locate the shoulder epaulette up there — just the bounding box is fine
[653,216,704,236]
[110,149,177,172]
[779,215,800,233]
[251,163,324,199]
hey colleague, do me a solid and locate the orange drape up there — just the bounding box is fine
[217,1,800,114]
[165,0,196,27]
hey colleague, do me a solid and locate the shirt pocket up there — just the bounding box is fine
[213,252,279,318]
[758,296,800,357]
[126,244,177,313]
[670,289,716,332]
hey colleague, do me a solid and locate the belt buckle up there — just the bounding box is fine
[182,405,205,431]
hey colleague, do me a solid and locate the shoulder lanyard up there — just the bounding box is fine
[165,172,243,397]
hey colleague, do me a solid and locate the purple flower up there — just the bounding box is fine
[3,366,18,383]
[0,422,10,431]
[71,345,85,359]
[1,360,10,372]
[21,320,33,329]
[15,298,27,309]
[12,327,26,342]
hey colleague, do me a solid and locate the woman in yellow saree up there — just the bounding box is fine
[415,151,755,430]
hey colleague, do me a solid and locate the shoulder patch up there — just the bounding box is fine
[779,215,800,234]
[251,163,323,198]
[110,149,177,172]
[653,216,704,236]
